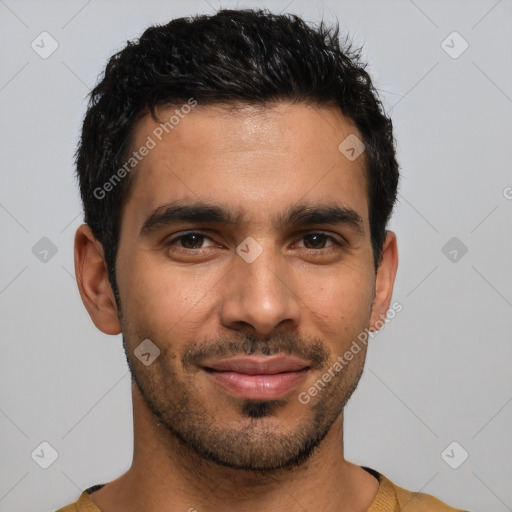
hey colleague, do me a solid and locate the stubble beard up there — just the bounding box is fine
[123,331,367,473]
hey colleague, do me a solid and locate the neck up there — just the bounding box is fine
[89,382,379,512]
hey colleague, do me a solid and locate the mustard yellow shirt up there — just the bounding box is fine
[55,467,468,511]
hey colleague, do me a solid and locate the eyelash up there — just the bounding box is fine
[164,231,346,255]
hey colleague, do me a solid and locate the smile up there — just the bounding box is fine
[201,355,311,400]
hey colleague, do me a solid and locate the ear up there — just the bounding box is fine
[369,231,399,332]
[74,224,122,335]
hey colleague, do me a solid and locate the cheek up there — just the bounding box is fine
[118,252,219,334]
[304,267,374,341]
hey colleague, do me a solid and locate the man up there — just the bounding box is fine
[57,8,467,512]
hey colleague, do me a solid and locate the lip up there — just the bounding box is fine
[201,355,311,400]
[203,355,311,374]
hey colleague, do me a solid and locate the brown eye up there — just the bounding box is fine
[176,233,207,249]
[166,232,215,251]
[301,233,332,249]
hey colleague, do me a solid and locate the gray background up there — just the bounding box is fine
[1,0,511,510]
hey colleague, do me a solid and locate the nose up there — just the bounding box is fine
[219,243,302,337]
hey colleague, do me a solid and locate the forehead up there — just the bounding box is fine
[122,102,369,230]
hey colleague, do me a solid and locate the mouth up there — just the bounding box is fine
[201,355,311,400]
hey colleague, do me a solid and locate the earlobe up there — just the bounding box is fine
[369,231,399,332]
[74,224,122,335]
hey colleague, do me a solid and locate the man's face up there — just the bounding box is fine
[113,102,385,471]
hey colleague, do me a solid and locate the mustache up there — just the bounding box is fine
[182,332,329,370]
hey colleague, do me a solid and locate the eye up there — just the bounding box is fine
[163,231,346,257]
[296,232,344,251]
[166,232,216,251]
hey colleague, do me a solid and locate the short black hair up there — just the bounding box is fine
[75,8,399,303]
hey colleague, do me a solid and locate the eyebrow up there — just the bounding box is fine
[139,200,365,237]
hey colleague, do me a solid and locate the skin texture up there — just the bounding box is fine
[74,102,398,512]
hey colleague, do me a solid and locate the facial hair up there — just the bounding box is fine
[122,329,366,472]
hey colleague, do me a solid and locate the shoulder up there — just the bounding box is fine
[379,472,469,512]
[55,500,79,512]
[55,488,103,512]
